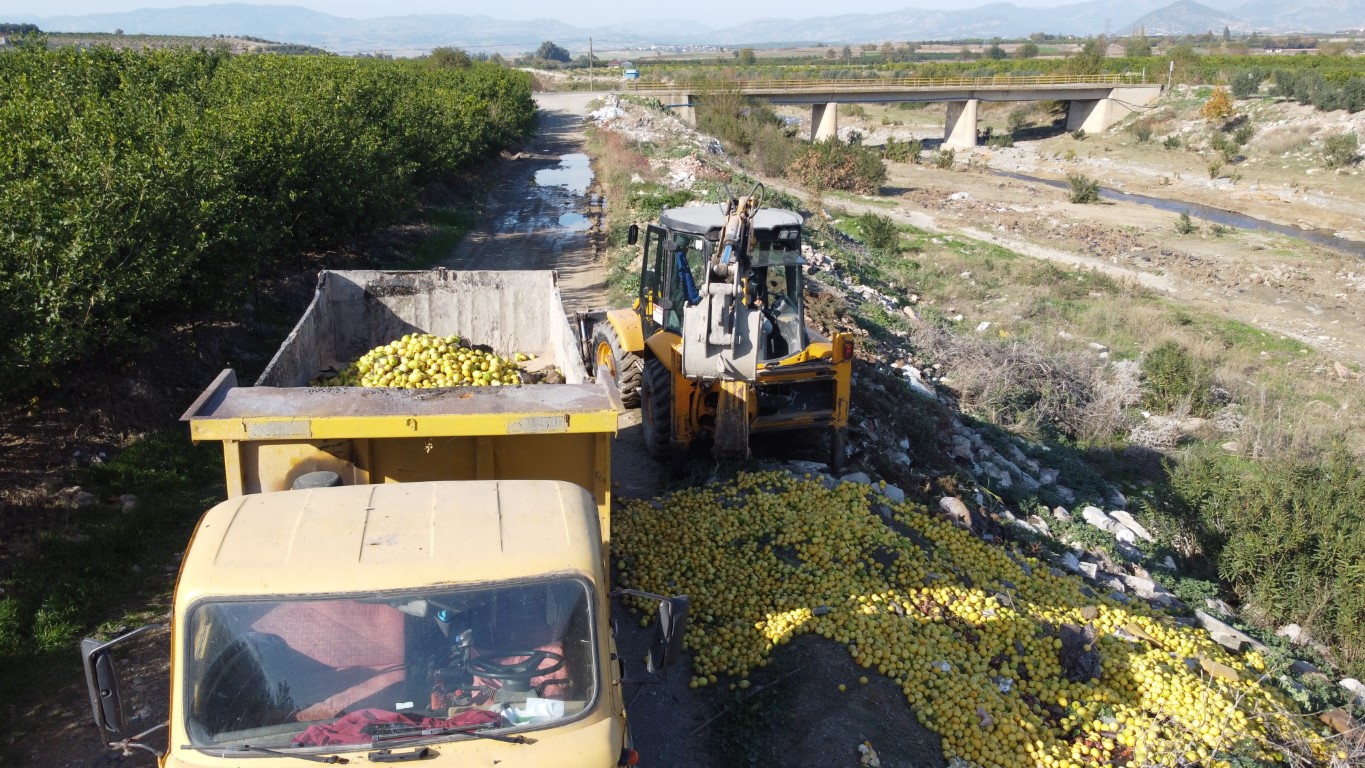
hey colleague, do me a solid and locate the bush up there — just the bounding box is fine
[1232,123,1255,145]
[857,212,901,252]
[1164,444,1365,678]
[1210,132,1239,163]
[1006,106,1031,133]
[882,136,922,163]
[1071,129,1086,141]
[1162,135,1181,150]
[1323,131,1359,168]
[1140,340,1213,415]
[1208,159,1224,179]
[1201,87,1235,122]
[1067,174,1099,204]
[1230,69,1266,99]
[986,133,1014,148]
[1175,211,1197,234]
[932,148,955,169]
[787,138,886,194]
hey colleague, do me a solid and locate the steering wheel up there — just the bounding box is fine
[468,650,566,688]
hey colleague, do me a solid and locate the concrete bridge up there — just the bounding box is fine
[627,76,1162,148]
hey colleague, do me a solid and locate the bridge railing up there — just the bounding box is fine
[625,73,1150,91]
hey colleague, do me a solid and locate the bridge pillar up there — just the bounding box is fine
[664,92,696,127]
[943,99,978,149]
[1067,87,1158,134]
[811,103,838,141]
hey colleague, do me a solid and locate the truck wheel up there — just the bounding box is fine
[592,323,642,408]
[639,358,673,461]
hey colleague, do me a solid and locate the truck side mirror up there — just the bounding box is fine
[627,224,639,245]
[81,625,166,757]
[82,637,128,736]
[646,596,689,673]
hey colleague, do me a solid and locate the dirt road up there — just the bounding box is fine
[438,92,608,314]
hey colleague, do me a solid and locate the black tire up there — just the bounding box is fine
[591,323,642,408]
[828,427,848,475]
[639,357,673,461]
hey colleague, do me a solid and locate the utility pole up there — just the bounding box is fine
[589,37,594,91]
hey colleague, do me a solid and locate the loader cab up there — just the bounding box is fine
[640,207,806,361]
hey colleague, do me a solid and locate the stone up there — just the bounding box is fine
[1112,525,1137,545]
[1059,552,1082,572]
[1157,556,1177,571]
[1289,659,1320,677]
[1340,677,1365,705]
[976,321,992,333]
[1319,708,1354,735]
[1026,515,1051,537]
[1199,657,1241,682]
[1115,541,1146,562]
[939,497,975,530]
[1108,510,1155,542]
[788,460,830,475]
[1194,610,1268,653]
[881,484,906,504]
[118,494,139,512]
[1080,506,1116,532]
[1204,598,1236,617]
[840,472,872,485]
[75,491,99,508]
[1276,623,1313,646]
[1051,506,1072,522]
[950,436,974,460]
[1078,562,1099,580]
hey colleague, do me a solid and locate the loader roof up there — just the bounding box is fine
[659,206,802,239]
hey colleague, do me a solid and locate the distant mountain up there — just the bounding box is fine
[10,1,1363,54]
[1128,0,1250,35]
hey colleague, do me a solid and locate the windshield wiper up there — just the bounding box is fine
[371,722,536,747]
[182,744,349,763]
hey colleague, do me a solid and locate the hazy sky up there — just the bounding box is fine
[12,0,1073,23]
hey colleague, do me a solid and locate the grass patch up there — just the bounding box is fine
[0,433,223,734]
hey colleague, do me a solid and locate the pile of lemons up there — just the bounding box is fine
[614,471,1340,768]
[310,333,528,388]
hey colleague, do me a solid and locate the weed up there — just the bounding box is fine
[1162,135,1181,150]
[1323,131,1359,169]
[932,148,955,169]
[1175,212,1198,234]
[1067,174,1100,204]
[857,212,902,253]
[1232,123,1255,145]
[1141,341,1214,416]
[1210,223,1233,237]
[1207,159,1224,179]
[1071,129,1086,141]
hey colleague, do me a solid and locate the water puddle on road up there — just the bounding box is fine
[558,212,590,231]
[535,153,593,195]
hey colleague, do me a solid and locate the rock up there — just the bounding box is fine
[939,497,976,530]
[1199,657,1241,682]
[1115,541,1146,562]
[788,460,830,476]
[1276,623,1313,646]
[1195,610,1268,653]
[1112,525,1137,545]
[1038,468,1059,485]
[1080,606,1100,621]
[976,321,992,333]
[1157,556,1177,571]
[1340,677,1365,705]
[1026,515,1051,537]
[1088,342,1108,352]
[881,484,906,504]
[1081,505,1116,531]
[950,436,974,459]
[1333,361,1355,379]
[902,306,919,321]
[1221,441,1241,453]
[75,491,99,508]
[1108,510,1154,542]
[1078,562,1099,580]
[840,472,872,485]
[1060,552,1082,572]
[1289,659,1320,676]
[118,493,139,512]
[1052,506,1072,522]
[1204,598,1236,617]
[1319,708,1355,735]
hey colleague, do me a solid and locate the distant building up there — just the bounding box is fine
[624,68,640,80]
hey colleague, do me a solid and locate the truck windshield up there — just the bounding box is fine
[183,578,596,750]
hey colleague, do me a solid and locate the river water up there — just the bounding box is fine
[991,169,1365,259]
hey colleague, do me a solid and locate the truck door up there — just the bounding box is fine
[639,225,668,331]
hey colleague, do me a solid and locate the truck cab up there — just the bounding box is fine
[84,481,685,766]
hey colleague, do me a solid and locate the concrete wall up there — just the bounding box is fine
[811,103,838,141]
[943,100,979,149]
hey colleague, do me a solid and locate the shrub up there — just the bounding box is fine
[1232,123,1255,146]
[1140,340,1213,415]
[1006,106,1031,133]
[932,148,955,169]
[1162,135,1181,150]
[1067,174,1099,204]
[986,133,1014,148]
[1208,159,1224,179]
[1175,211,1197,234]
[1210,133,1239,163]
[1164,444,1365,678]
[1201,87,1235,122]
[857,212,901,252]
[1323,131,1359,169]
[1131,124,1153,143]
[787,138,887,194]
[1071,129,1086,141]
[882,135,922,163]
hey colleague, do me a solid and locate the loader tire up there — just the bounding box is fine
[591,323,642,408]
[640,357,673,462]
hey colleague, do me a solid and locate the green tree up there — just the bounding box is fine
[986,44,1007,60]
[428,46,472,69]
[1125,35,1152,57]
[1060,35,1107,75]
[1015,42,1040,59]
[534,41,571,62]
[737,48,757,65]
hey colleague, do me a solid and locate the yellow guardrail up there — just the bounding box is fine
[625,74,1150,91]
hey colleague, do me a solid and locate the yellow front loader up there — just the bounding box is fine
[588,185,854,472]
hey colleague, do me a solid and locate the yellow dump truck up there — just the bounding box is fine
[81,270,686,767]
